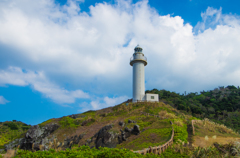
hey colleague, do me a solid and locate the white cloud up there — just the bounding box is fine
[0,0,240,106]
[0,67,89,104]
[0,96,9,104]
[78,95,129,112]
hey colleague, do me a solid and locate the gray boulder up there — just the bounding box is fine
[93,125,119,149]
[5,123,60,151]
[4,138,24,150]
[63,134,84,148]
[118,125,141,143]
[131,125,141,135]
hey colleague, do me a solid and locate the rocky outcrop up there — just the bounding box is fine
[91,125,119,149]
[131,125,141,135]
[22,123,60,150]
[4,138,24,151]
[128,119,136,123]
[62,134,84,148]
[68,114,79,119]
[118,121,125,127]
[118,125,141,143]
[4,123,60,151]
[4,120,141,152]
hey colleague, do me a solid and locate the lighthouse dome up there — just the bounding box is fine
[134,45,142,53]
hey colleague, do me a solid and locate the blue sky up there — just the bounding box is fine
[1,0,240,125]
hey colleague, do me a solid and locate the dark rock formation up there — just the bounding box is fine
[118,121,125,127]
[68,114,79,119]
[62,134,84,148]
[92,125,119,149]
[128,119,136,123]
[4,123,60,151]
[4,138,24,150]
[131,125,141,135]
[118,125,141,143]
[124,127,132,138]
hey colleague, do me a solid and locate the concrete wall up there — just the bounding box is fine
[145,93,159,102]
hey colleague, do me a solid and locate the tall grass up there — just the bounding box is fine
[194,118,238,135]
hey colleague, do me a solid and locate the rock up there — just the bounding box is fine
[5,123,60,151]
[131,125,141,135]
[118,127,132,144]
[62,134,84,149]
[118,125,140,144]
[63,137,71,148]
[93,125,119,149]
[118,121,125,127]
[128,119,136,123]
[87,139,92,143]
[68,114,79,119]
[124,127,132,138]
[26,123,59,140]
[118,135,123,144]
[4,138,24,150]
[72,134,84,145]
[25,125,44,140]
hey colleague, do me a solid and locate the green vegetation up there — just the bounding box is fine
[59,117,79,128]
[81,110,97,118]
[14,146,160,158]
[0,121,30,148]
[172,123,188,143]
[159,147,190,158]
[146,86,240,132]
[3,122,18,130]
[7,142,240,158]
[39,119,54,127]
[117,119,173,150]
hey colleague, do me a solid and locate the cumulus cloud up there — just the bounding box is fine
[0,67,89,104]
[0,0,240,108]
[0,96,9,104]
[78,95,128,112]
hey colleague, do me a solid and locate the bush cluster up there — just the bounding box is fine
[146,86,240,132]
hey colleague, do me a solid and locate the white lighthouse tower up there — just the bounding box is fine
[130,45,159,103]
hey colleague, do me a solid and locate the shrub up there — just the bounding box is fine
[3,122,18,130]
[59,117,78,128]
[15,146,160,158]
[21,126,30,130]
[172,123,188,143]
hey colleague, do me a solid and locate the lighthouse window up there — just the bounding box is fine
[151,96,154,99]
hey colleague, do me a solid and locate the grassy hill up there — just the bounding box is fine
[1,87,240,157]
[34,102,188,149]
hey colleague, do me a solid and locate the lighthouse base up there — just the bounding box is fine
[132,93,159,103]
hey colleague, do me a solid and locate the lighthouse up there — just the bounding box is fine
[130,45,159,103]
